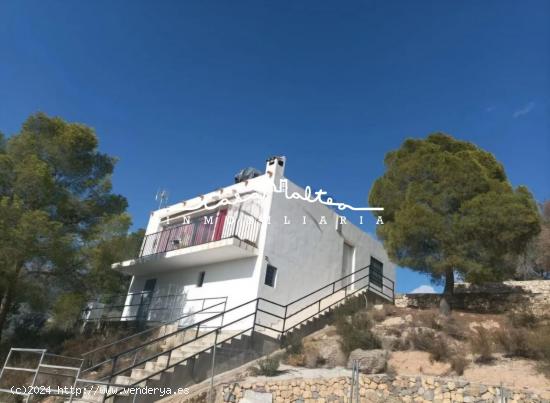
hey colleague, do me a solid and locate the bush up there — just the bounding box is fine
[250,356,280,376]
[336,312,381,355]
[406,328,434,352]
[441,317,466,340]
[508,310,538,329]
[528,326,550,376]
[428,335,451,363]
[333,295,366,318]
[449,354,468,375]
[413,310,443,331]
[282,332,303,355]
[470,326,494,363]
[494,328,532,358]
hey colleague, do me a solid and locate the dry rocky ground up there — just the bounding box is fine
[280,303,550,398]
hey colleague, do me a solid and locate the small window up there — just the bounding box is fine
[264,264,277,287]
[370,257,383,288]
[197,271,205,287]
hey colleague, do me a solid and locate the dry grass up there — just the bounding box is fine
[448,354,468,375]
[405,328,435,352]
[428,335,451,363]
[470,326,494,363]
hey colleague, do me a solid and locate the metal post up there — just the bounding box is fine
[282,305,288,333]
[209,329,220,403]
[26,350,46,403]
[0,348,13,383]
[349,360,355,403]
[108,356,118,386]
[68,359,84,403]
[252,300,259,333]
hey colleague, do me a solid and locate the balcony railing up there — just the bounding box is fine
[139,208,261,258]
[81,292,228,325]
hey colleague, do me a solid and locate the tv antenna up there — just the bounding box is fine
[155,189,169,209]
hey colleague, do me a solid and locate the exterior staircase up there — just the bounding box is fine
[0,265,394,403]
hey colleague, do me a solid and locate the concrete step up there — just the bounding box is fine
[131,367,162,381]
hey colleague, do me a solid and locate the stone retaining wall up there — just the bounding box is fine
[220,374,549,403]
[395,280,550,316]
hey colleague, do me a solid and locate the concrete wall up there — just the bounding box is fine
[127,257,261,327]
[257,178,396,309]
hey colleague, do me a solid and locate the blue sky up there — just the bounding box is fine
[1,1,549,293]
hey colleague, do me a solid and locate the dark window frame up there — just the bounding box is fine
[370,257,383,288]
[197,271,206,287]
[264,264,277,287]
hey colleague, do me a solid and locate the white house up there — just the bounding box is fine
[108,156,396,329]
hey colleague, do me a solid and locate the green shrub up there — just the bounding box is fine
[333,296,366,318]
[335,313,381,355]
[250,356,280,376]
[51,293,87,331]
[282,332,303,355]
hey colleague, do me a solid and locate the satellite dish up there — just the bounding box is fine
[234,167,262,183]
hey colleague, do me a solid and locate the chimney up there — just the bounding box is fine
[265,156,286,183]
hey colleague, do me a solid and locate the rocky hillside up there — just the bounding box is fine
[279,302,550,398]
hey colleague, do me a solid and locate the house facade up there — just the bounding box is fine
[108,156,396,326]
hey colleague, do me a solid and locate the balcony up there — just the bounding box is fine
[113,207,261,274]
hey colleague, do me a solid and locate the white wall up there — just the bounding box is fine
[127,257,261,327]
[121,157,396,332]
[257,179,396,314]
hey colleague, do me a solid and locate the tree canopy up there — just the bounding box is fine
[369,133,541,293]
[0,113,141,342]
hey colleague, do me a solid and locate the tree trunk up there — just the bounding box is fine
[0,266,21,343]
[443,268,455,295]
[0,285,15,343]
[440,268,454,316]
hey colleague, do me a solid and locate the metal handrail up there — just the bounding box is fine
[103,265,372,364]
[80,298,228,375]
[102,267,395,399]
[82,298,226,357]
[98,265,394,398]
[82,293,227,323]
[0,349,84,403]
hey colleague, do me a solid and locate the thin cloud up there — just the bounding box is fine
[486,106,496,113]
[513,102,535,118]
[410,285,436,294]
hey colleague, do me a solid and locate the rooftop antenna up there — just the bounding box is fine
[155,189,169,209]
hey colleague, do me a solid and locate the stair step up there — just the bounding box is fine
[131,367,162,381]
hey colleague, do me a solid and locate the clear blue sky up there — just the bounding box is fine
[1,1,549,293]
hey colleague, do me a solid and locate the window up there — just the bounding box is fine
[197,271,205,287]
[264,264,277,287]
[370,257,383,288]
